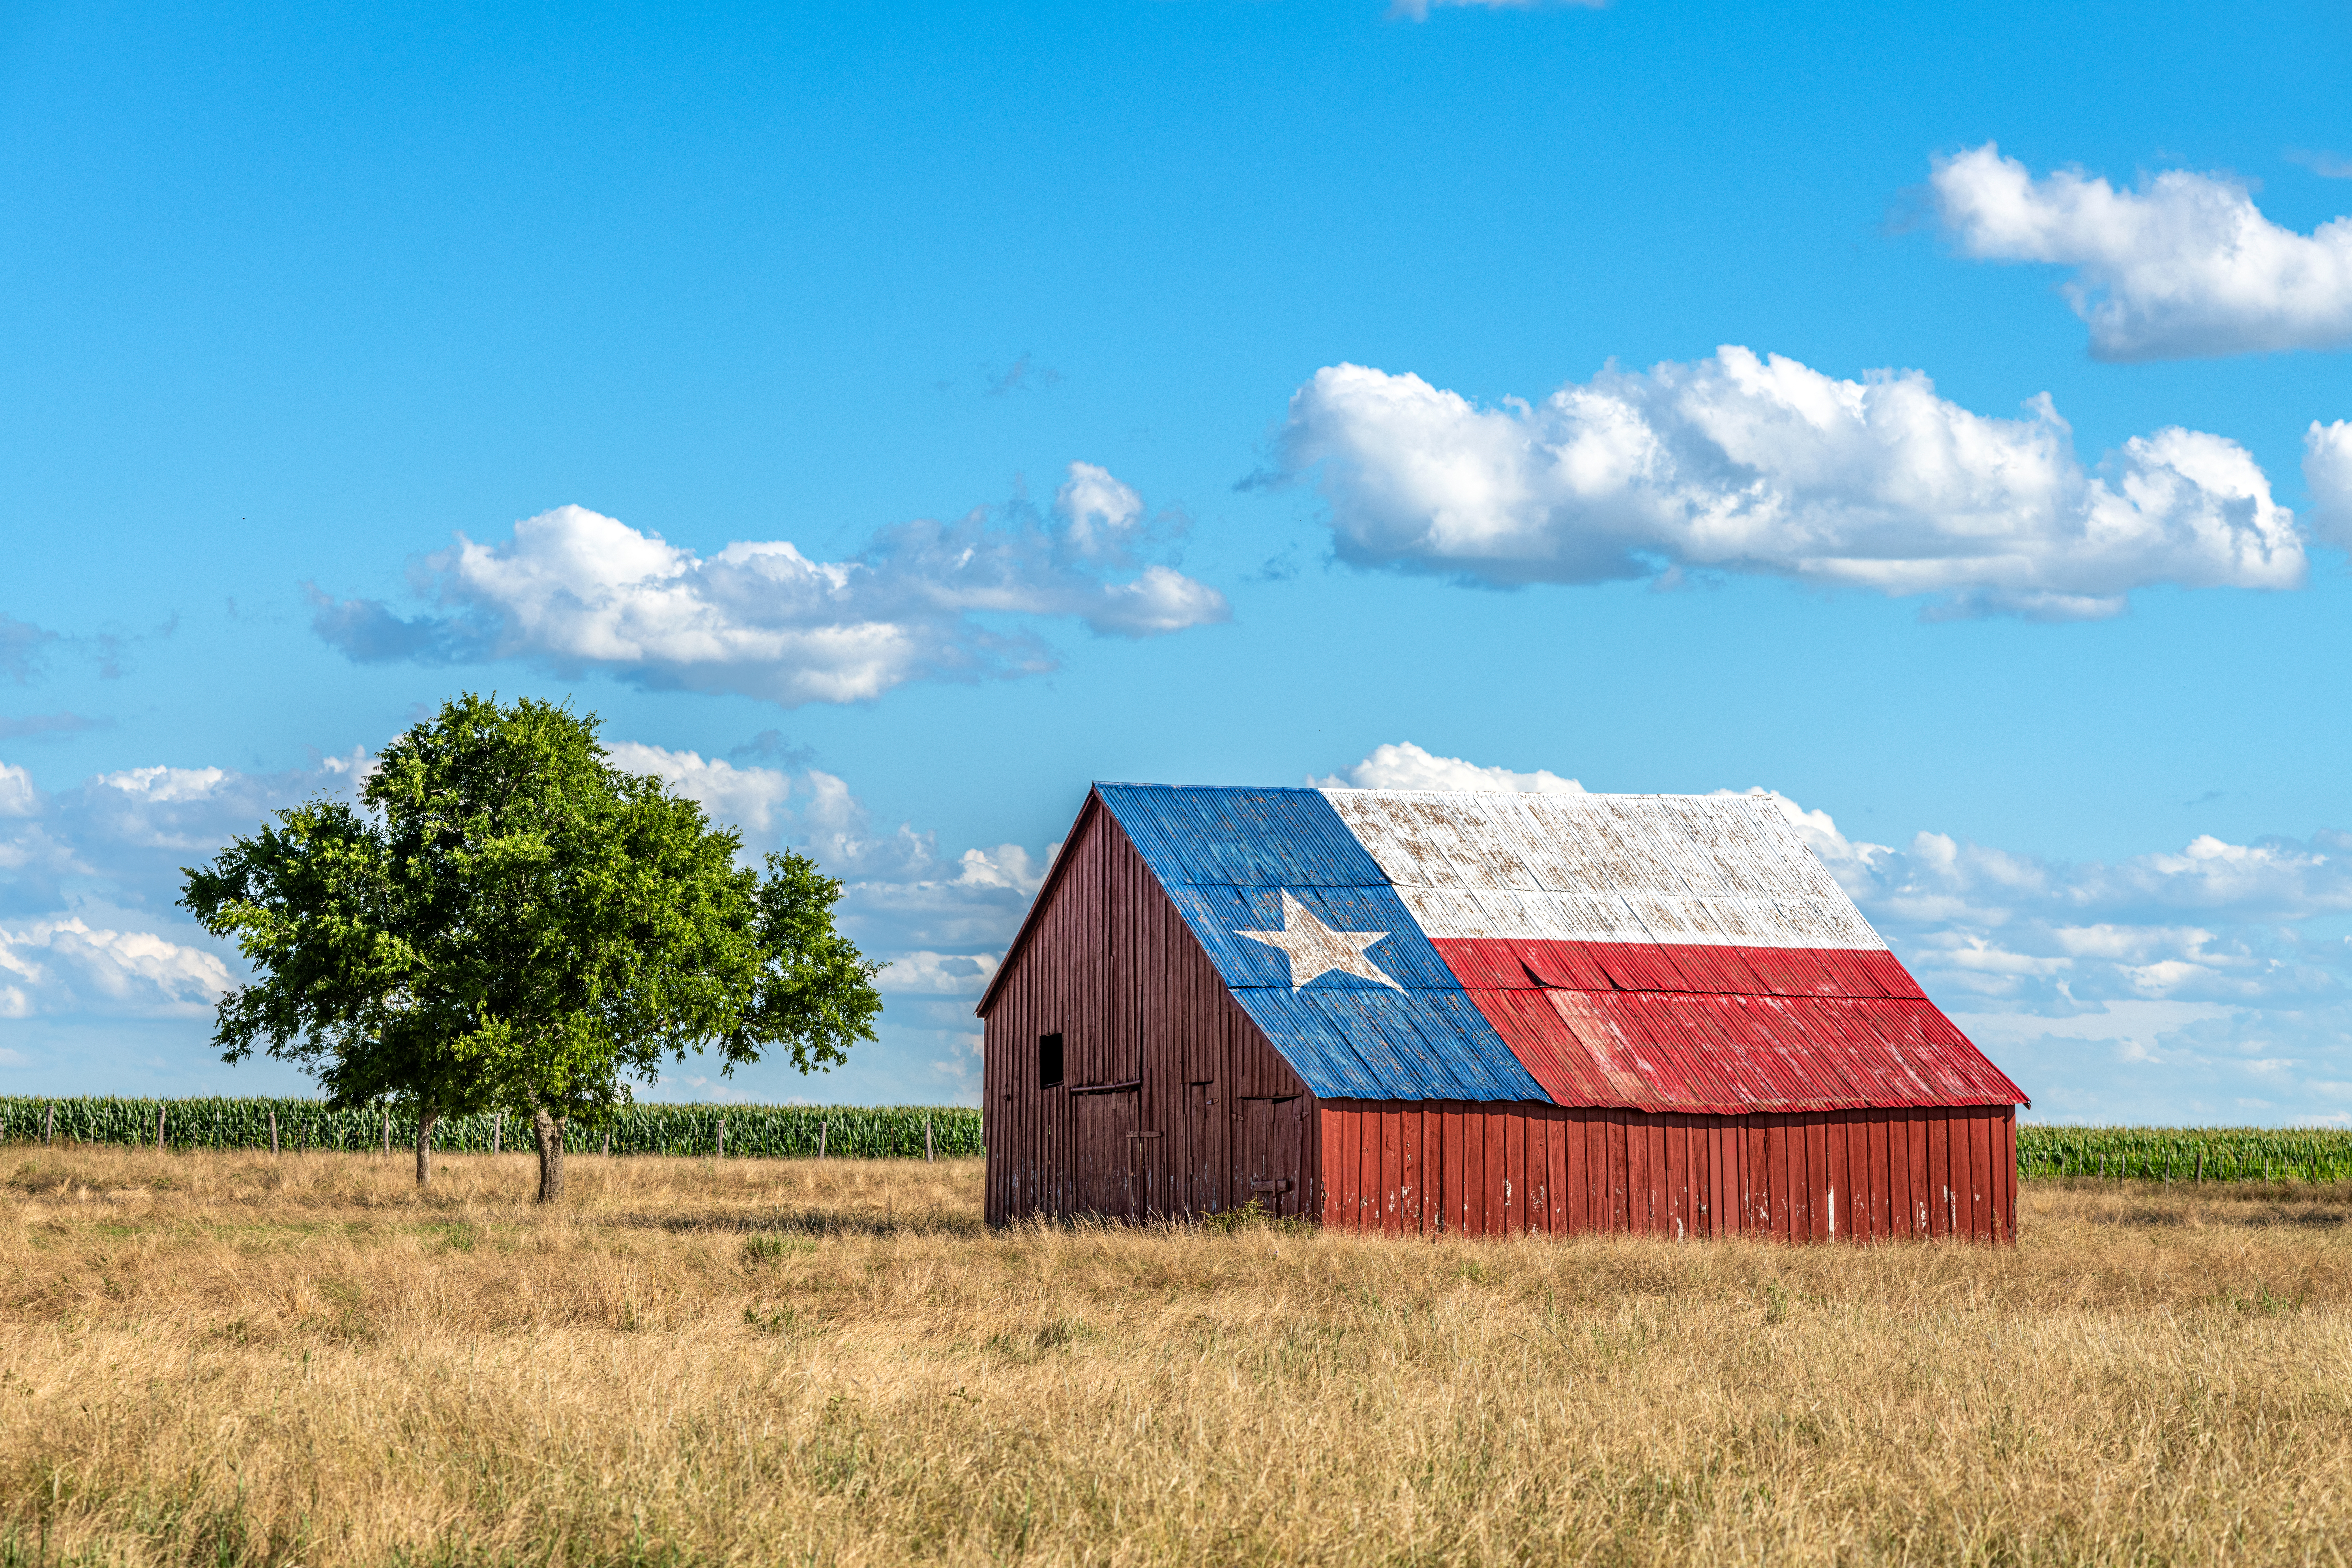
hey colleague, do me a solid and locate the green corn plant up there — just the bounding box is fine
[2017,1125,2352,1183]
[0,1096,983,1159]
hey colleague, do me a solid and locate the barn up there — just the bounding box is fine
[976,784,2028,1242]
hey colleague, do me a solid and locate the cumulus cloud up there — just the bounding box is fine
[1313,741,1585,794]
[0,916,230,1017]
[3,738,1048,1100]
[603,742,794,836]
[2306,420,2352,547]
[878,950,1000,996]
[0,750,372,918]
[1738,787,2352,1122]
[310,464,1229,708]
[0,748,383,1021]
[1277,350,2303,618]
[597,741,1048,1103]
[0,763,35,818]
[1931,142,2352,360]
[1722,786,2352,1021]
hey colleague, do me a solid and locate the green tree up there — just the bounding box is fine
[181,694,883,1200]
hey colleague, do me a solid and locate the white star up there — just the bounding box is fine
[1236,890,1404,992]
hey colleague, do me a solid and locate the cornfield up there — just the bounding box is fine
[2018,1124,2352,1183]
[0,1096,981,1159]
[10,1102,2347,1182]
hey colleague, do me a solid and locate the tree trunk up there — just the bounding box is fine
[415,1109,440,1188]
[532,1108,565,1203]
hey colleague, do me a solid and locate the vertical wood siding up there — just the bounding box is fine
[982,794,2016,1243]
[1314,1101,2017,1242]
[985,800,1317,1226]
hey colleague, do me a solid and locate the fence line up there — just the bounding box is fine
[14,1100,2342,1182]
[0,1096,982,1160]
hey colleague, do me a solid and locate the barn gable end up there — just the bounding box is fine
[981,794,1318,1227]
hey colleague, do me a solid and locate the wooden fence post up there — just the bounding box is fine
[925,1112,935,1163]
[44,1103,54,1147]
[817,1120,827,1160]
[382,1109,390,1156]
[493,1112,502,1155]
[270,1110,279,1157]
[602,1128,611,1157]
[157,1105,166,1152]
[718,1117,726,1159]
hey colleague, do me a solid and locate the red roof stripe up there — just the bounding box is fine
[1443,936,2023,1113]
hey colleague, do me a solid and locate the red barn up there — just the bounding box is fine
[977,784,2027,1242]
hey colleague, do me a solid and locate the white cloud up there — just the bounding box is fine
[95,765,232,805]
[1313,741,1585,794]
[2306,419,2352,547]
[1054,462,1143,558]
[602,742,794,836]
[0,749,385,1020]
[878,950,1000,996]
[1717,786,2352,1009]
[0,762,37,818]
[0,748,371,916]
[1277,350,2301,619]
[1931,142,2352,360]
[309,463,1229,708]
[0,914,232,1017]
[1,740,1049,1099]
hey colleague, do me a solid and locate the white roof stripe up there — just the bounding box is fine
[1322,788,1887,952]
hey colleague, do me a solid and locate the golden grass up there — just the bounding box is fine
[6,1149,2352,1566]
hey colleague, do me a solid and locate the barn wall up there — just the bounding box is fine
[984,799,1317,1225]
[1316,1101,2017,1243]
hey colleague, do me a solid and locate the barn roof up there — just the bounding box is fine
[983,783,2026,1115]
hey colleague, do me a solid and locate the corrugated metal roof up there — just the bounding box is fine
[1081,782,2025,1112]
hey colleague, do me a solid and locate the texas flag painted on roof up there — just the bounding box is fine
[1091,783,2027,1115]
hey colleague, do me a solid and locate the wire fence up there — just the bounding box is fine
[0,1096,982,1160]
[2018,1124,2352,1184]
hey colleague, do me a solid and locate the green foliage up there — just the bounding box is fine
[0,1096,982,1158]
[178,693,883,1129]
[2018,1125,2352,1183]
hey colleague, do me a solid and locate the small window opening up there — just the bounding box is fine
[1038,1032,1064,1089]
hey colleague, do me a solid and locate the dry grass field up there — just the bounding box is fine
[5,1149,2352,1567]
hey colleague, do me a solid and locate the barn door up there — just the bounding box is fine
[1077,1089,1139,1219]
[1240,1096,1304,1218]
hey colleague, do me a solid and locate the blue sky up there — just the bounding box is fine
[5,0,2351,1122]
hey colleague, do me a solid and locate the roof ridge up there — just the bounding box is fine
[1095,780,1777,803]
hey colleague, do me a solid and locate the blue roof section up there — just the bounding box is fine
[1097,783,1548,1103]
[1099,783,1389,890]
